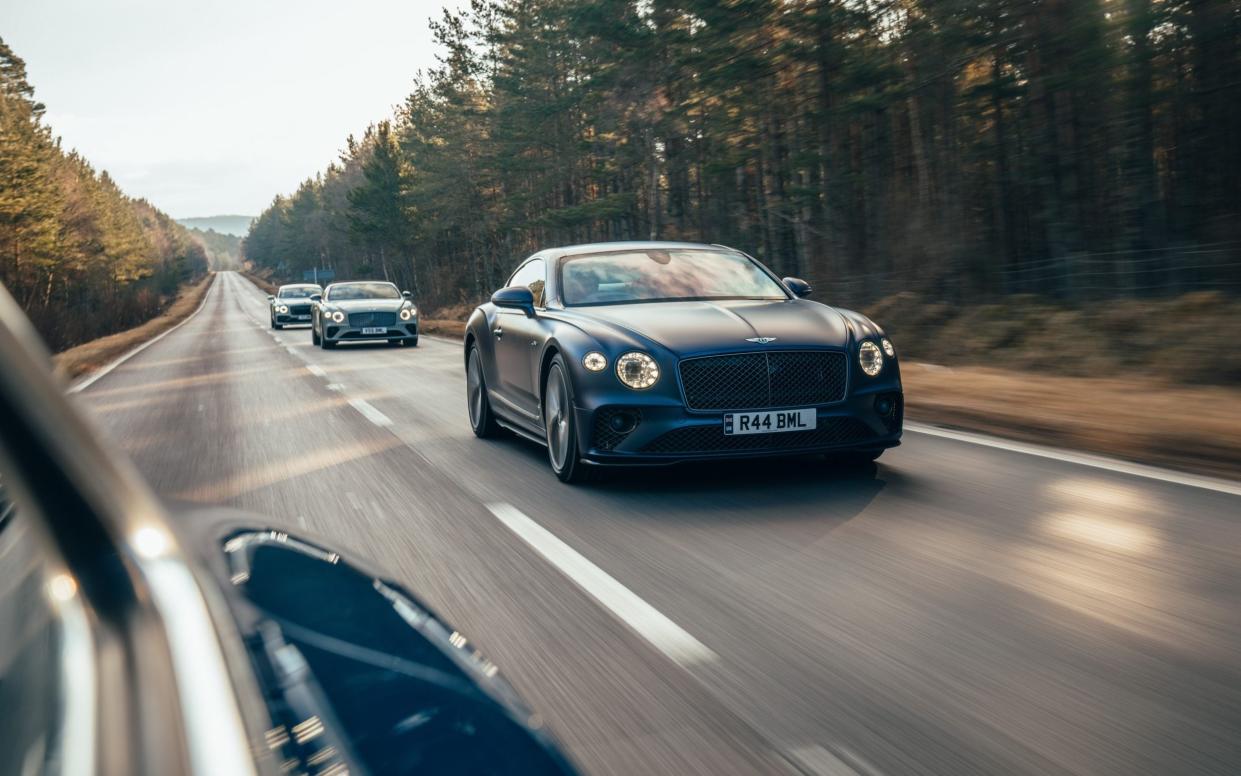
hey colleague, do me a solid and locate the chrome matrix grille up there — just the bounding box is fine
[348,311,397,327]
[679,351,847,411]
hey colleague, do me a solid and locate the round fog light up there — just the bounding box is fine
[608,412,637,434]
[874,397,893,416]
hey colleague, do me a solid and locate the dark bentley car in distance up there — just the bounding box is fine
[267,283,322,329]
[465,242,903,482]
[311,280,419,349]
[0,282,576,775]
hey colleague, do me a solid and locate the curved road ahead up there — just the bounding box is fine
[74,272,1241,776]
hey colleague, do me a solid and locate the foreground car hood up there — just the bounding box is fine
[567,299,853,354]
[328,299,406,313]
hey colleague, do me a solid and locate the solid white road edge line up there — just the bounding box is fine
[348,398,392,427]
[69,274,217,394]
[486,502,717,667]
[904,421,1241,497]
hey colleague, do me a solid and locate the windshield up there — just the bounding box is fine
[327,283,401,301]
[559,249,788,306]
[278,286,321,299]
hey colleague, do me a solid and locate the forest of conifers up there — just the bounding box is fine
[0,39,208,352]
[245,0,1240,310]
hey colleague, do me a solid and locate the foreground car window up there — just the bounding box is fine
[560,249,787,306]
[328,283,402,300]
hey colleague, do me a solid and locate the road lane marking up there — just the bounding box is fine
[306,364,327,378]
[905,422,1241,497]
[486,502,716,667]
[785,745,866,776]
[69,274,217,393]
[349,398,392,427]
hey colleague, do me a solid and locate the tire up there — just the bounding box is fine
[408,336,419,347]
[466,345,500,438]
[311,326,321,346]
[543,356,590,483]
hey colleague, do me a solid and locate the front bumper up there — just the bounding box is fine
[574,389,903,465]
[322,322,418,342]
[274,311,314,324]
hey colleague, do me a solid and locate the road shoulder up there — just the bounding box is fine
[55,273,214,384]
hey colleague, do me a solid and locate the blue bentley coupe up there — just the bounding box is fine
[464,242,903,482]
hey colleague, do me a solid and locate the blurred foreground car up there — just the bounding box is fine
[466,242,903,482]
[312,280,419,349]
[0,284,576,775]
[267,283,322,328]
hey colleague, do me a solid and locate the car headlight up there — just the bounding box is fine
[329,310,345,324]
[582,352,607,372]
[858,341,883,377]
[399,307,415,321]
[276,304,289,314]
[881,338,895,358]
[616,352,659,389]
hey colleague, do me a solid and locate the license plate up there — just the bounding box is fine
[361,327,386,335]
[724,408,816,435]
[296,315,310,321]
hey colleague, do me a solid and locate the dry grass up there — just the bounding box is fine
[242,268,279,295]
[865,291,1241,385]
[420,318,468,338]
[54,274,214,381]
[409,318,1241,477]
[904,363,1241,478]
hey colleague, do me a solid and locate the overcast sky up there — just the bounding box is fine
[1,0,454,218]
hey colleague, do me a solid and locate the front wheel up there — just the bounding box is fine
[311,326,321,346]
[466,345,500,438]
[543,357,589,483]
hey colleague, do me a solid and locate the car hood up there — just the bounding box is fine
[563,299,864,354]
[326,299,407,312]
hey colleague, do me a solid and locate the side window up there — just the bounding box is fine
[507,259,546,308]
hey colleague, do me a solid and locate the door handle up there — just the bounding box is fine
[493,327,503,338]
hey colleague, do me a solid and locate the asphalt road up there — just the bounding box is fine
[73,272,1241,776]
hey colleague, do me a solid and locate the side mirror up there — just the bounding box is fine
[783,277,812,298]
[266,294,275,301]
[402,290,412,299]
[492,286,536,317]
[310,294,323,302]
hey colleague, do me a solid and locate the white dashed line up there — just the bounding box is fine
[306,364,327,378]
[784,745,871,776]
[348,398,392,427]
[486,502,716,668]
[905,422,1241,497]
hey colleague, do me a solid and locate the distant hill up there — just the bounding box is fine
[176,215,254,237]
[184,227,243,270]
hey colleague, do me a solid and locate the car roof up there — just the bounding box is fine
[541,241,740,260]
[326,280,397,287]
[278,283,321,289]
